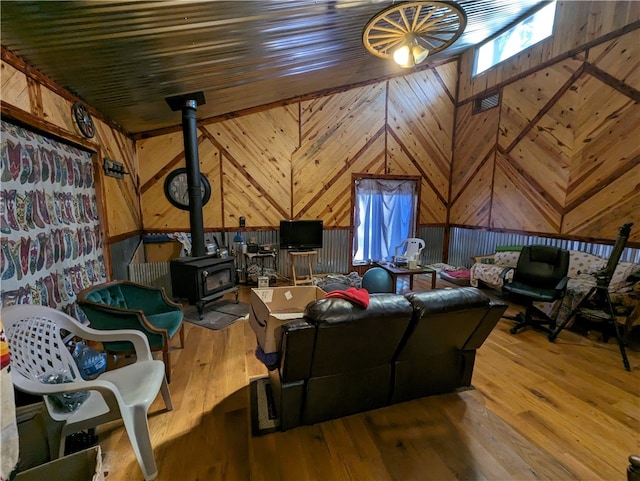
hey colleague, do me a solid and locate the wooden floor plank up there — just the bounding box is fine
[95,278,639,481]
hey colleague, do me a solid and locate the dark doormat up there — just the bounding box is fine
[249,376,280,436]
[183,300,249,331]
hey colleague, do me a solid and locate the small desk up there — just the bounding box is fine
[245,251,277,276]
[375,262,436,293]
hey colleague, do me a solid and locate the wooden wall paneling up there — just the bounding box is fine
[457,54,472,102]
[94,120,140,238]
[491,151,561,234]
[387,132,444,225]
[26,76,43,118]
[451,102,499,200]
[221,149,286,228]
[449,101,500,227]
[449,158,494,227]
[100,166,140,237]
[565,75,640,208]
[205,106,298,228]
[562,162,640,244]
[40,88,74,133]
[561,73,640,242]
[306,135,386,227]
[294,85,386,225]
[551,1,638,57]
[387,69,454,206]
[0,61,30,113]
[551,1,588,55]
[199,140,223,229]
[505,106,571,212]
[498,58,584,152]
[433,62,458,101]
[588,29,640,89]
[137,131,188,187]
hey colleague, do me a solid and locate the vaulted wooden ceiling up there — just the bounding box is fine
[1,0,546,134]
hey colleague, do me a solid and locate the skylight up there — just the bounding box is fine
[474,1,557,76]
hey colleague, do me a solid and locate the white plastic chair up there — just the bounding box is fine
[393,238,425,265]
[2,304,173,481]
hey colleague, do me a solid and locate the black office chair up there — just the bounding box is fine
[500,245,570,335]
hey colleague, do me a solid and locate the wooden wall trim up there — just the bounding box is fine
[583,62,640,102]
[449,147,495,207]
[563,154,640,215]
[199,128,289,221]
[297,126,386,220]
[106,230,144,245]
[1,100,96,152]
[387,127,447,206]
[501,64,585,155]
[1,46,132,139]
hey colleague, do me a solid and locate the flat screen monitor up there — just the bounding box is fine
[279,220,323,251]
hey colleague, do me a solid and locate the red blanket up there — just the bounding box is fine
[324,287,370,308]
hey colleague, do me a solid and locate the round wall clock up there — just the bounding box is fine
[72,102,96,138]
[164,168,211,210]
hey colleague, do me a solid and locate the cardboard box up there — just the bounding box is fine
[249,286,325,353]
[16,402,50,471]
[15,446,103,481]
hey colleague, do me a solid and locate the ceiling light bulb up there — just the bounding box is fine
[393,45,411,67]
[412,44,429,65]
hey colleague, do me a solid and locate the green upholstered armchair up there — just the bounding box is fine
[77,280,185,383]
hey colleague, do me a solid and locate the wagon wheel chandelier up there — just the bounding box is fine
[363,1,466,68]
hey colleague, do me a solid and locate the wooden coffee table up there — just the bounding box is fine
[375,262,436,293]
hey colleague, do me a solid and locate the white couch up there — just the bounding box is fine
[470,248,640,329]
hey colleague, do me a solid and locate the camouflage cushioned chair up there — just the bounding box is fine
[77,280,184,383]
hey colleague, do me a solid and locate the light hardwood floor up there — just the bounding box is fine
[98,277,639,481]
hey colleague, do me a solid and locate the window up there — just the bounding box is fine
[474,1,557,76]
[352,177,419,264]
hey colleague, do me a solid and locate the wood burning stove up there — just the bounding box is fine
[165,92,239,319]
[170,255,238,318]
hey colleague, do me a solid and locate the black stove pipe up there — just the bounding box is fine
[181,99,205,257]
[166,92,206,257]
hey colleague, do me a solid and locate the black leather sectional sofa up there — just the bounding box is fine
[267,287,508,431]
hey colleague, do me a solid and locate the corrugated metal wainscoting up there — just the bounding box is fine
[448,227,640,268]
[128,262,172,298]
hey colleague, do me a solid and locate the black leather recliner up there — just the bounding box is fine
[269,293,413,430]
[267,287,507,431]
[391,288,507,403]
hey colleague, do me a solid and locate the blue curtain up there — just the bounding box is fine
[353,178,417,263]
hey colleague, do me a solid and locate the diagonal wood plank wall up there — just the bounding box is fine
[451,25,640,245]
[138,61,458,232]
